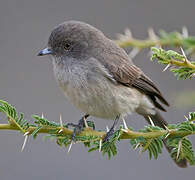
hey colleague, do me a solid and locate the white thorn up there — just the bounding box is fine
[148,116,155,127]
[83,116,88,128]
[121,128,128,133]
[177,140,182,159]
[180,47,190,65]
[23,131,29,136]
[116,28,132,41]
[148,28,159,41]
[148,28,161,48]
[21,133,29,152]
[41,112,44,118]
[180,47,187,60]
[163,63,171,72]
[59,114,63,127]
[163,125,169,131]
[122,118,128,130]
[116,34,128,41]
[184,115,188,121]
[58,114,64,133]
[129,48,139,59]
[182,26,188,38]
[134,143,141,150]
[106,126,109,132]
[164,133,170,139]
[67,141,73,154]
[99,139,102,152]
[58,129,63,133]
[124,28,132,38]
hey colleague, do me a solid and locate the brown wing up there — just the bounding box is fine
[95,42,169,111]
[112,63,169,111]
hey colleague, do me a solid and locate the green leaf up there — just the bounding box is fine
[0,100,28,133]
[167,137,195,165]
[151,47,195,79]
[31,126,43,139]
[32,115,59,127]
[187,112,195,122]
[130,125,164,160]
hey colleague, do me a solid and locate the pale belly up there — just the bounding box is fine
[58,79,144,119]
[53,61,155,120]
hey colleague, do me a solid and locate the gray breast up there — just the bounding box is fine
[52,57,142,119]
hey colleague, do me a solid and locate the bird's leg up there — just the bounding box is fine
[66,114,90,141]
[103,115,120,143]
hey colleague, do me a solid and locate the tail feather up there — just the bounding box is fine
[143,111,187,168]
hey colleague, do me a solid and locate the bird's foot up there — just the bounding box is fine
[66,114,95,141]
[102,115,120,143]
[102,126,115,143]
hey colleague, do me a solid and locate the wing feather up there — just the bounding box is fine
[94,42,169,111]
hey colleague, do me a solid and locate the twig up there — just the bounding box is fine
[0,123,194,140]
[115,28,195,55]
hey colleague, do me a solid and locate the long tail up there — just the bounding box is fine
[143,111,187,168]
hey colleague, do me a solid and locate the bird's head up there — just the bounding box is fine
[38,21,106,61]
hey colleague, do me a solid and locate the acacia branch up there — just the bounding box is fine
[151,47,195,79]
[116,37,182,49]
[115,28,195,56]
[0,123,194,140]
[0,94,195,164]
[169,58,195,69]
[151,47,195,69]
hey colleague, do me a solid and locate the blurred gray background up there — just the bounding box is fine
[0,0,194,180]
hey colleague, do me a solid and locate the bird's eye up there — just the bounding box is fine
[64,42,71,50]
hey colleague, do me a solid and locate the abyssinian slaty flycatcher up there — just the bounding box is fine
[38,21,187,167]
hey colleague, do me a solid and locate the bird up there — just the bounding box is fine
[38,20,187,167]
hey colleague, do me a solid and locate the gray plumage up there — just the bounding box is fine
[38,20,187,167]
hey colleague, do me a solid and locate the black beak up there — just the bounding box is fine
[38,48,52,56]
